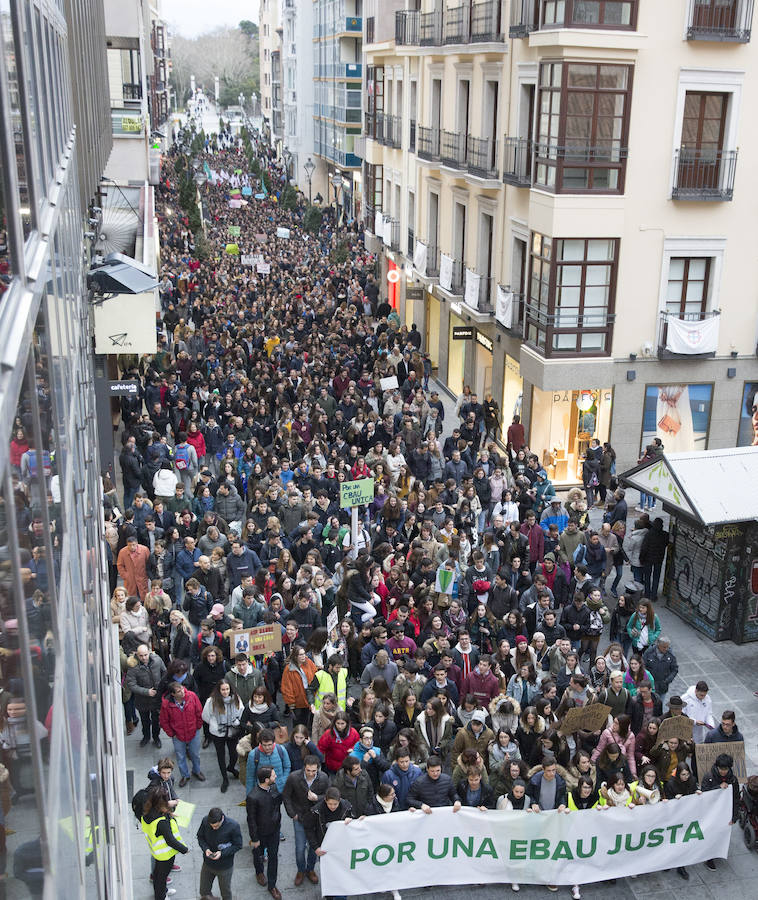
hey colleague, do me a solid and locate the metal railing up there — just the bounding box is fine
[409,120,417,153]
[407,227,415,257]
[451,259,465,294]
[496,290,526,335]
[471,0,504,40]
[509,0,539,36]
[472,275,495,313]
[395,9,420,44]
[426,242,440,277]
[122,82,142,101]
[467,136,498,178]
[534,141,628,163]
[658,309,721,355]
[379,114,401,149]
[444,4,470,42]
[525,299,616,331]
[420,10,443,45]
[366,15,375,43]
[441,130,467,168]
[502,137,533,186]
[417,126,440,161]
[687,0,753,41]
[383,217,401,251]
[672,148,738,201]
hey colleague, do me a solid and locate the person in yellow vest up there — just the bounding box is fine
[306,654,349,714]
[141,786,188,899]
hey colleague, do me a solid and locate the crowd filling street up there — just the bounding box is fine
[108,122,758,900]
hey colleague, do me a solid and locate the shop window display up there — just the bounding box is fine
[640,383,713,454]
[531,387,612,484]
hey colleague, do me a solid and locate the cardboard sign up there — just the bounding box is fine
[695,741,747,784]
[276,226,291,239]
[558,703,611,736]
[256,262,271,274]
[654,715,694,747]
[340,477,375,509]
[226,623,282,657]
[172,800,196,829]
[242,186,253,196]
[379,375,399,391]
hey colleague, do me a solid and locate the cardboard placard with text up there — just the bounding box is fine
[558,703,611,736]
[225,624,282,657]
[695,741,747,784]
[654,715,694,747]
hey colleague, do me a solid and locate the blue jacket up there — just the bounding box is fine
[246,743,292,794]
[540,507,569,534]
[227,548,262,589]
[381,761,423,810]
[175,547,201,581]
[527,771,567,810]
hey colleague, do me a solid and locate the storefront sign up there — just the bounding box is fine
[452,326,474,341]
[108,381,139,396]
[320,791,732,894]
[476,331,493,352]
[340,478,375,509]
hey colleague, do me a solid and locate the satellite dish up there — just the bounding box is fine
[95,186,139,256]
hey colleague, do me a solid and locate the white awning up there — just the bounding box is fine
[620,447,758,526]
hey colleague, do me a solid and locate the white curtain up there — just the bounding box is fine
[413,240,427,276]
[464,269,480,310]
[496,286,514,328]
[439,253,453,291]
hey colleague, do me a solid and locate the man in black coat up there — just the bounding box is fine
[120,437,144,510]
[282,756,330,884]
[407,756,458,810]
[196,807,243,900]
[247,766,284,899]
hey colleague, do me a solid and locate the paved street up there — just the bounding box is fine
[126,382,757,899]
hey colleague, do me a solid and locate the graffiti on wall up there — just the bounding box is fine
[667,521,729,640]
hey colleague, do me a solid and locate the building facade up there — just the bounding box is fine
[363,0,758,479]
[259,0,282,148]
[280,0,316,190]
[0,1,132,895]
[313,0,364,219]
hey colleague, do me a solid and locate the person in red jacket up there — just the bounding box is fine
[317,711,360,775]
[462,655,500,708]
[159,682,206,787]
[520,511,545,575]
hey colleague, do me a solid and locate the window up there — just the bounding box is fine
[542,0,638,28]
[666,258,711,318]
[536,61,633,193]
[526,233,618,356]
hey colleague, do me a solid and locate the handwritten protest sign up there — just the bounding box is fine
[695,741,747,783]
[654,715,694,747]
[340,478,375,510]
[558,703,611,736]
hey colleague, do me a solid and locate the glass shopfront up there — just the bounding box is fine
[425,291,441,369]
[447,312,468,395]
[474,331,493,402]
[531,387,613,484]
[501,354,523,443]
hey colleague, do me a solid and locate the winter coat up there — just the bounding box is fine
[407,771,457,808]
[215,486,245,523]
[232,598,266,629]
[245,741,292,794]
[461,668,500,707]
[639,522,669,566]
[360,658,399,690]
[317,726,360,773]
[681,686,715,744]
[488,696,521,734]
[452,722,495,762]
[701,762,739,819]
[592,728,637,778]
[126,653,167,712]
[245,783,283,841]
[527,770,568,809]
[381,761,423,809]
[334,767,373,817]
[281,658,318,710]
[282,768,330,822]
[201,696,244,738]
[159,690,203,743]
[414,711,454,759]
[182,587,212,627]
[642,645,679,695]
[456,779,496,808]
[626,612,661,651]
[153,469,179,498]
[628,693,663,735]
[622,527,648,568]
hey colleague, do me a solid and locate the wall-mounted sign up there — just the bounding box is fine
[452,326,474,341]
[476,331,493,353]
[108,381,139,396]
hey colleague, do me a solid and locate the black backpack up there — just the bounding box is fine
[132,786,151,822]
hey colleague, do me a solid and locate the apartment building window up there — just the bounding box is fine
[688,0,754,41]
[542,0,638,28]
[526,234,618,356]
[536,61,632,193]
[666,258,711,318]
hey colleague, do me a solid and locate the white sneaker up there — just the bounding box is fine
[547,888,558,893]
[166,892,176,897]
[511,885,520,892]
[572,887,581,900]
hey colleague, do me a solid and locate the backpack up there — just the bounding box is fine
[27,449,52,479]
[132,786,150,822]
[588,472,599,488]
[252,743,287,775]
[573,543,587,565]
[175,443,190,471]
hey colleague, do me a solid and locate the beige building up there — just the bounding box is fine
[362,0,758,480]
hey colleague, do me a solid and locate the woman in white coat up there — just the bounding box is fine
[202,678,245,792]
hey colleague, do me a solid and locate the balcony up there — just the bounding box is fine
[687,0,753,42]
[464,269,495,314]
[502,137,533,186]
[467,136,498,179]
[122,82,142,101]
[396,9,420,44]
[417,126,440,161]
[524,299,615,357]
[671,148,738,201]
[409,119,416,153]
[379,114,401,149]
[420,10,443,45]
[471,0,504,41]
[382,216,401,251]
[426,243,440,278]
[496,289,526,336]
[658,310,721,359]
[344,63,362,79]
[444,4,470,43]
[510,0,539,36]
[440,130,467,168]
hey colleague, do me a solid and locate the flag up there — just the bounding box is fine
[434,566,455,595]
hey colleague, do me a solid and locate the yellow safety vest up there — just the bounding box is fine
[314,668,347,710]
[141,815,182,861]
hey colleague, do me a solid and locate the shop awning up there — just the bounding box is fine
[619,446,758,526]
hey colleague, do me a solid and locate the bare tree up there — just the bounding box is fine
[170,27,258,105]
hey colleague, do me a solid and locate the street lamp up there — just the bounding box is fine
[304,157,315,205]
[331,170,342,228]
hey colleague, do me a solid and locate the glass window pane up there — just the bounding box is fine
[586,264,611,285]
[560,239,586,261]
[558,286,581,306]
[688,258,707,279]
[686,280,705,303]
[559,265,582,286]
[584,285,610,306]
[599,66,628,90]
[554,331,578,349]
[669,259,686,279]
[581,331,605,350]
[568,64,597,88]
[587,239,614,260]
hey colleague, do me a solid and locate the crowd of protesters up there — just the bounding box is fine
[115,122,747,900]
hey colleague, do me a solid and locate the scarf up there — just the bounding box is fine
[288,662,309,689]
[250,702,269,715]
[376,794,394,813]
[424,715,441,750]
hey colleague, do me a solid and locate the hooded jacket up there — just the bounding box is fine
[159,689,203,743]
[381,760,423,809]
[214,485,245,522]
[452,720,495,759]
[225,665,264,708]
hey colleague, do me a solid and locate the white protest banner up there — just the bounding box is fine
[276,226,291,240]
[439,253,454,291]
[374,210,384,237]
[665,314,719,355]
[320,791,732,894]
[464,268,481,310]
[379,375,399,391]
[413,240,427,276]
[256,262,271,274]
[496,285,514,329]
[240,255,255,266]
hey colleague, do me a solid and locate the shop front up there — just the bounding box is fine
[501,354,523,444]
[425,290,441,370]
[530,387,613,485]
[474,330,493,402]
[446,312,468,396]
